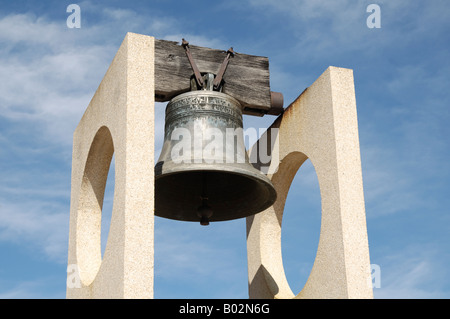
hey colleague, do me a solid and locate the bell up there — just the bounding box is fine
[155,75,277,225]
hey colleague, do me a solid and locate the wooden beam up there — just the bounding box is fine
[154,39,275,115]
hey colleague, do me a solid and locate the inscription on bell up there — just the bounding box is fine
[170,96,239,117]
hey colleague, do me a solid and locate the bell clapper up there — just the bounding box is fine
[197,172,213,226]
[198,197,213,226]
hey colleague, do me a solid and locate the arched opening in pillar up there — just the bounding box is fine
[101,154,114,258]
[281,158,321,295]
[76,126,114,286]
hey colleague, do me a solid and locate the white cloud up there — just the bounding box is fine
[360,57,450,217]
[0,13,62,48]
[241,0,450,68]
[374,245,449,298]
[0,200,69,262]
[360,143,422,217]
[245,0,368,51]
[0,276,64,299]
[0,280,44,299]
[0,14,116,146]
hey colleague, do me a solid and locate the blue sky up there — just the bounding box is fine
[0,0,449,299]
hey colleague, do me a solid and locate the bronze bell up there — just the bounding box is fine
[155,74,277,225]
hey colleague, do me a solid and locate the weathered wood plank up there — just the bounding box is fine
[154,39,273,114]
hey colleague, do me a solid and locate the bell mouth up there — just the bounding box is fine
[154,165,277,223]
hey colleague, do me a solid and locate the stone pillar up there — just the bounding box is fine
[66,33,155,298]
[247,66,373,299]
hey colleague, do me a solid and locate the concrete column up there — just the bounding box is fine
[66,33,155,299]
[247,66,373,299]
